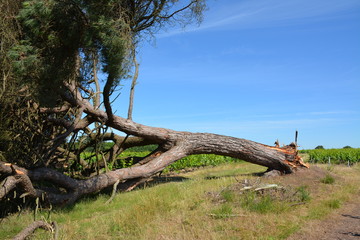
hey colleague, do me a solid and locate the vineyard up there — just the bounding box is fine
[114,146,360,169]
[120,145,242,173]
[78,144,242,173]
[300,148,360,165]
[80,145,359,174]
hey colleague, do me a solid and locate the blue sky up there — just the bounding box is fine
[113,0,360,149]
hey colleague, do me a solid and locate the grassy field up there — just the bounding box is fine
[1,161,359,240]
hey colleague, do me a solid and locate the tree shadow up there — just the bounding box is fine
[341,232,360,237]
[342,214,360,219]
[204,171,267,180]
[138,176,190,188]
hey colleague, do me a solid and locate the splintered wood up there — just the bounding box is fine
[267,143,309,169]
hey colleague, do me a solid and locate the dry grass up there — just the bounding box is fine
[0,163,359,240]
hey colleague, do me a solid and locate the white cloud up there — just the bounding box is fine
[158,0,360,37]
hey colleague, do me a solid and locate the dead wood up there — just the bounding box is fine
[1,73,309,207]
[13,220,57,240]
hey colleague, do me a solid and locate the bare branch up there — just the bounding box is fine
[103,75,115,123]
[13,221,57,240]
[128,56,139,120]
[93,54,101,110]
[159,1,197,19]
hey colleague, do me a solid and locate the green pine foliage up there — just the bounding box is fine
[6,0,134,106]
[0,0,206,173]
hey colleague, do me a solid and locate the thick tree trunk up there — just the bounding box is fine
[0,123,308,206]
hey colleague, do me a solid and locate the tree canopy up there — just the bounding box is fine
[0,0,205,167]
[2,0,205,104]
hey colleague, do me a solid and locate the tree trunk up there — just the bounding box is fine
[0,123,308,206]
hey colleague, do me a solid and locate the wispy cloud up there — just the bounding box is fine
[135,110,234,121]
[146,118,347,140]
[305,111,358,116]
[158,0,360,37]
[138,110,358,122]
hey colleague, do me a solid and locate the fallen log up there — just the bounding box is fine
[0,128,308,206]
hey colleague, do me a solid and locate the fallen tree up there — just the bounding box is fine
[0,0,309,210]
[0,113,308,206]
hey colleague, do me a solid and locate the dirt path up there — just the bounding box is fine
[288,193,360,240]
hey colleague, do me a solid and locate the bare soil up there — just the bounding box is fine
[286,167,360,240]
[287,196,360,240]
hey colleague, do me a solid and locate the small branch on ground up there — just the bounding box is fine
[13,220,58,240]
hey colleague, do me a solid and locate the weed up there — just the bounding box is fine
[321,174,335,184]
[276,223,301,239]
[326,199,341,209]
[240,192,284,214]
[297,186,311,202]
[220,190,235,202]
[210,204,233,219]
[109,222,122,235]
[307,198,341,220]
[189,200,204,210]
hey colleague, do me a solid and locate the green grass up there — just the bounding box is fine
[220,189,235,202]
[325,199,341,209]
[210,204,234,219]
[1,163,359,240]
[240,193,283,214]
